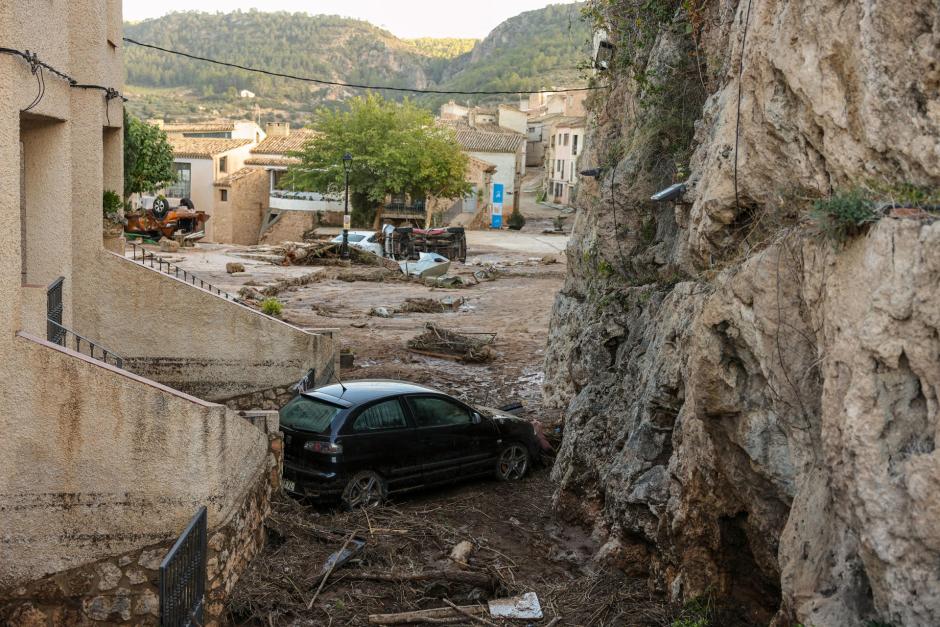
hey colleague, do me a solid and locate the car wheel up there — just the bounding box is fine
[495,443,529,481]
[151,196,170,220]
[341,470,387,510]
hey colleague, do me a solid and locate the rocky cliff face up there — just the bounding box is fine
[544,1,940,625]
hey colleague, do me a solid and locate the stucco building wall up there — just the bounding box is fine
[74,252,338,402]
[0,1,334,613]
[0,334,268,589]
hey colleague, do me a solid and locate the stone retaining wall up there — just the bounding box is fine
[0,423,283,626]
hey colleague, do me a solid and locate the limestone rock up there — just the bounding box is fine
[226,262,246,274]
[543,1,940,625]
[96,561,122,590]
[158,237,180,253]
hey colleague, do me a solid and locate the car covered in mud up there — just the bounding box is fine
[279,380,546,508]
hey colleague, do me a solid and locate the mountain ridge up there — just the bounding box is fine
[122,4,590,122]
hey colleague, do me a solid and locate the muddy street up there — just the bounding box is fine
[147,203,667,625]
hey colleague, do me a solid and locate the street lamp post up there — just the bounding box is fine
[341,153,352,260]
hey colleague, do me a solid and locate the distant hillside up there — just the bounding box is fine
[123,5,591,122]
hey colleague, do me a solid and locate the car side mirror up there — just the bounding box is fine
[472,412,482,424]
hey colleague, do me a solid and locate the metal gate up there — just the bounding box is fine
[159,507,208,627]
[46,276,65,345]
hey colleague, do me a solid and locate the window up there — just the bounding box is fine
[182,131,232,139]
[409,396,471,428]
[353,399,407,431]
[572,134,579,156]
[551,134,556,147]
[563,133,570,146]
[165,162,191,198]
[219,156,228,174]
[220,189,228,202]
[279,397,342,433]
[272,169,291,191]
[570,163,575,181]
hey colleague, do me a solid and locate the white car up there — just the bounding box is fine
[330,231,383,257]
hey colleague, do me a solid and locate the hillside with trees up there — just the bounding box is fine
[122,5,591,122]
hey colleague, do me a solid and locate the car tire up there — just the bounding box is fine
[341,470,388,510]
[495,443,529,481]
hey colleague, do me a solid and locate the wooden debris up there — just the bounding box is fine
[407,323,496,363]
[343,568,495,589]
[367,605,487,625]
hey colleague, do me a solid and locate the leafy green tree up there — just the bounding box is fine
[287,95,471,226]
[123,110,176,200]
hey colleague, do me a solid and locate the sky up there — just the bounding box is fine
[122,0,571,39]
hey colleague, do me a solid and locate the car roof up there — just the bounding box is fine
[303,379,443,406]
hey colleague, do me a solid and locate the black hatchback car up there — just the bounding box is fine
[279,380,543,508]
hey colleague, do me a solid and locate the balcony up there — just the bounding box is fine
[269,189,344,212]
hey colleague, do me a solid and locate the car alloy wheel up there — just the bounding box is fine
[342,470,387,510]
[496,444,529,481]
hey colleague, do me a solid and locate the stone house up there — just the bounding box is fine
[544,117,586,206]
[243,124,346,243]
[424,155,497,227]
[0,1,337,623]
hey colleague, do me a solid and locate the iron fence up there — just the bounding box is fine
[160,507,208,627]
[46,320,124,368]
[128,242,233,300]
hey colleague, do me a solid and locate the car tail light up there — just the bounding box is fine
[304,440,343,454]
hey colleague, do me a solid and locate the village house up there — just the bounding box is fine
[453,127,526,212]
[544,117,586,206]
[0,2,337,623]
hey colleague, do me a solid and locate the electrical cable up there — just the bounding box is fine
[733,0,754,214]
[0,46,128,109]
[122,36,604,95]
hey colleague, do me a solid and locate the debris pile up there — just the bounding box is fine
[407,323,496,363]
[227,485,668,625]
[396,297,465,314]
[238,241,389,267]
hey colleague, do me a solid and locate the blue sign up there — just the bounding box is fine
[491,183,504,228]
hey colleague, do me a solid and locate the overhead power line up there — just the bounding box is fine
[122,37,602,95]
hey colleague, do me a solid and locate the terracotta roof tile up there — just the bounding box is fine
[170,137,252,158]
[251,129,319,155]
[455,129,525,153]
[214,167,266,186]
[467,156,497,172]
[162,122,236,133]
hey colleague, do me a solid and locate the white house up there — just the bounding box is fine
[454,128,527,212]
[544,117,586,206]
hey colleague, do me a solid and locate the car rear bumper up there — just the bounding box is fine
[283,461,345,499]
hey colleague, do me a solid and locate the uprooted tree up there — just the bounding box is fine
[285,94,471,227]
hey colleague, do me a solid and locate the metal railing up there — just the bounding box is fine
[160,507,208,627]
[384,202,427,216]
[47,320,125,368]
[128,242,233,300]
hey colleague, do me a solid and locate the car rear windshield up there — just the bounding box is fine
[279,396,342,433]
